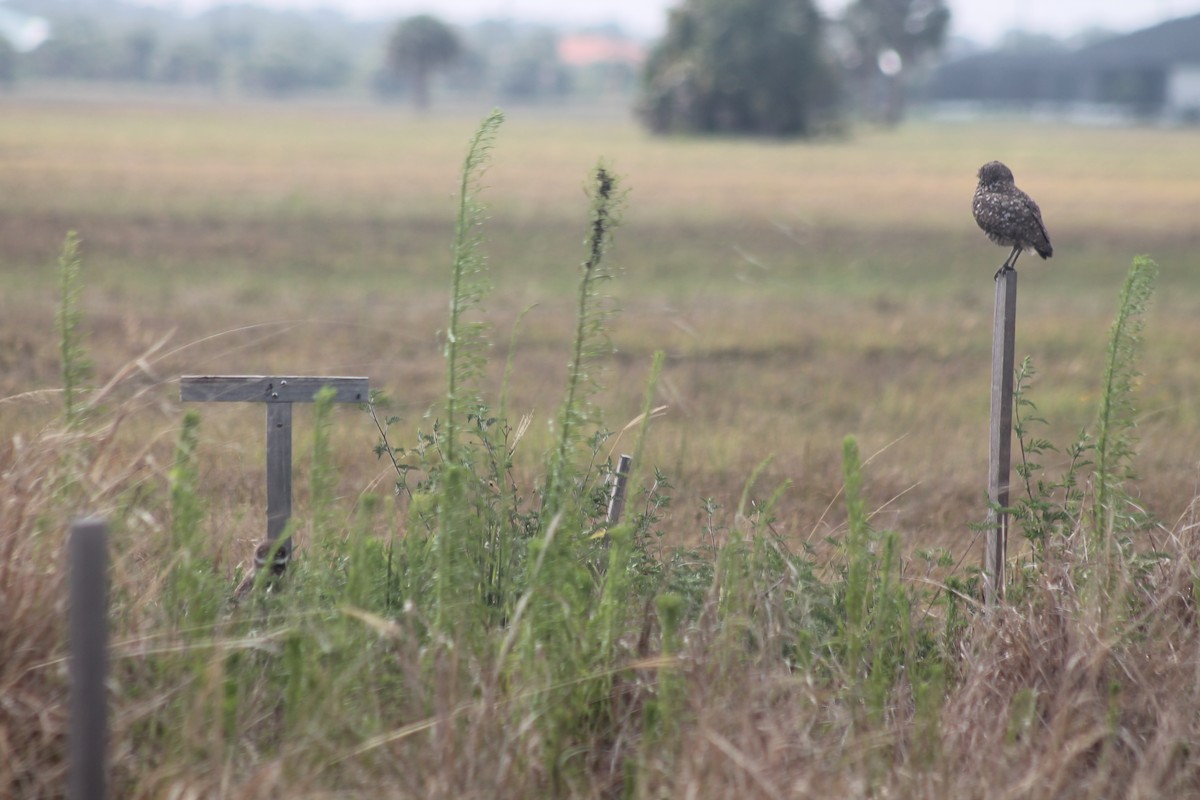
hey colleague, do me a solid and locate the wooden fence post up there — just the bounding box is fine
[606,454,633,527]
[266,402,293,544]
[69,517,109,800]
[985,269,1018,605]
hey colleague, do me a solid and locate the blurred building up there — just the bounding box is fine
[556,33,645,69]
[926,13,1200,123]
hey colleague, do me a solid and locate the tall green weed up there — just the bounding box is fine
[1009,256,1159,605]
[56,231,91,427]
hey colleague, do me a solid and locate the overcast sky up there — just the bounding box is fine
[143,0,1200,44]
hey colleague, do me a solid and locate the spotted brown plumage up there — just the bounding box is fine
[973,161,1053,279]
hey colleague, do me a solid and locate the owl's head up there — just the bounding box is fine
[977,161,1015,186]
[254,539,291,576]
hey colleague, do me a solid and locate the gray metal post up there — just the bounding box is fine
[69,517,109,800]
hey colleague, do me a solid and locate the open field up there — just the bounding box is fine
[3,98,1200,552]
[6,96,1200,797]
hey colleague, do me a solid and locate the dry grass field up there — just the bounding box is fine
[4,98,1200,552]
[5,95,1200,797]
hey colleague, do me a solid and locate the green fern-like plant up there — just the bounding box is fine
[433,110,505,632]
[513,164,628,699]
[544,164,624,508]
[1006,257,1158,609]
[1010,356,1092,561]
[56,231,92,426]
[1093,255,1158,543]
[444,109,503,465]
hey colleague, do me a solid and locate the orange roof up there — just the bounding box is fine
[557,34,647,67]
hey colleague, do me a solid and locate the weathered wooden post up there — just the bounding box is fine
[69,517,109,800]
[985,269,1018,605]
[180,375,369,588]
[605,454,633,527]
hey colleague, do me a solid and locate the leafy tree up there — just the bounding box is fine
[385,14,463,109]
[637,0,840,137]
[839,0,950,124]
[119,28,157,81]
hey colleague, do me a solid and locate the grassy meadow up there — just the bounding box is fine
[5,100,1200,548]
[5,95,1200,796]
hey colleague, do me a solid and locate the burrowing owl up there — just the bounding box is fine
[232,539,291,600]
[973,161,1053,279]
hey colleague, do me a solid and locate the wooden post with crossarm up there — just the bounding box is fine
[180,375,369,591]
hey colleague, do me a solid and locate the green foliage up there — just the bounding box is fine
[1009,356,1092,559]
[445,109,502,465]
[425,109,510,634]
[638,0,841,136]
[651,591,685,743]
[309,386,338,540]
[165,409,221,627]
[364,113,647,669]
[1094,255,1158,543]
[385,14,463,108]
[345,494,381,609]
[56,231,91,427]
[838,435,927,722]
[842,435,869,644]
[169,411,204,548]
[545,164,624,511]
[354,115,696,788]
[1008,257,1159,606]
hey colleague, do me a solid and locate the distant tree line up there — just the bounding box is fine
[0,1,618,103]
[2,0,956,136]
[5,4,363,95]
[377,17,599,106]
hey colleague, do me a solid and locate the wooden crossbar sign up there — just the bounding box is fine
[180,375,369,592]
